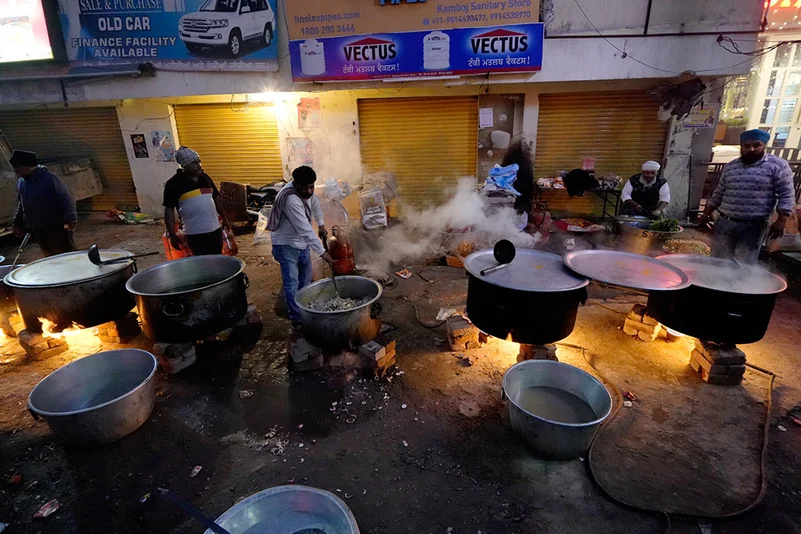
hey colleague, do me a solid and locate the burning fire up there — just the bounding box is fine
[496,333,520,357]
[39,318,98,342]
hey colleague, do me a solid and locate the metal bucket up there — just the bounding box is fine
[206,485,359,534]
[295,276,382,351]
[502,360,612,460]
[28,349,157,446]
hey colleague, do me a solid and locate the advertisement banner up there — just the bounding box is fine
[58,0,278,71]
[284,0,540,40]
[289,24,542,82]
[682,103,719,129]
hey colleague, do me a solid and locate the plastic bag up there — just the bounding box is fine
[483,163,521,196]
[359,187,387,230]
[222,227,239,256]
[253,206,272,246]
[162,230,191,260]
[321,178,354,202]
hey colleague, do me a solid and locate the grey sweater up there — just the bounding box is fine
[709,154,796,220]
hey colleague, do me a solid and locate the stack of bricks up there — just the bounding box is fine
[235,304,262,331]
[689,339,746,385]
[446,315,481,351]
[18,330,68,360]
[623,304,663,342]
[288,334,324,372]
[517,343,558,362]
[97,312,141,344]
[358,334,397,376]
[153,342,197,375]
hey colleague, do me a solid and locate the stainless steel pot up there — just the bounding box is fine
[502,360,612,460]
[28,349,157,446]
[465,249,589,345]
[614,216,683,255]
[295,276,382,351]
[647,254,787,344]
[126,255,249,343]
[4,251,135,332]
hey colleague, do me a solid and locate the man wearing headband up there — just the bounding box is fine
[699,129,795,263]
[621,160,670,217]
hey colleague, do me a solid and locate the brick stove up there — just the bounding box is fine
[289,328,397,376]
[446,314,560,362]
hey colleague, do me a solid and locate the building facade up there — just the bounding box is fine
[0,0,763,219]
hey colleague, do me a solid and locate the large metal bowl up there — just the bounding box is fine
[296,276,382,351]
[206,485,359,534]
[614,216,683,255]
[503,360,612,460]
[28,349,157,446]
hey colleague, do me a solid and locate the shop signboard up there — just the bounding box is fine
[57,0,279,71]
[285,0,542,82]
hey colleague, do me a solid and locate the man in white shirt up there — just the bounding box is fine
[620,160,671,218]
[267,166,331,328]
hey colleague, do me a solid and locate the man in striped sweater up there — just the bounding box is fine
[699,129,796,263]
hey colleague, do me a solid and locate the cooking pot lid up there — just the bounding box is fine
[656,254,787,294]
[563,250,691,291]
[4,250,133,287]
[465,249,589,292]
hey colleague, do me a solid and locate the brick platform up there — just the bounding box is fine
[153,342,197,375]
[97,312,141,344]
[689,339,746,385]
[18,330,68,360]
[446,315,481,350]
[289,332,397,376]
[623,304,663,342]
[517,343,558,362]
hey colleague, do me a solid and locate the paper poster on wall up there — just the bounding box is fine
[151,130,176,162]
[683,104,719,129]
[479,108,494,128]
[288,138,314,166]
[298,98,322,129]
[58,0,279,71]
[130,134,150,159]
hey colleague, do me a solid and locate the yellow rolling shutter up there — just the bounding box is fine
[174,103,282,187]
[358,97,478,208]
[0,107,136,211]
[535,91,668,216]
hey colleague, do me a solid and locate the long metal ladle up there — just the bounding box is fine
[480,239,516,276]
[87,244,158,266]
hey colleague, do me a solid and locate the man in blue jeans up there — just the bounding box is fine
[699,129,796,264]
[267,166,331,329]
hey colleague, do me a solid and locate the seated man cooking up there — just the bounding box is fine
[267,165,332,330]
[620,160,671,217]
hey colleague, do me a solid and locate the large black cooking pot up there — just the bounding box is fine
[465,249,589,345]
[647,254,787,344]
[4,251,135,332]
[126,255,249,343]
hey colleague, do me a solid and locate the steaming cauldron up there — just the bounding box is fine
[647,254,787,344]
[465,249,589,345]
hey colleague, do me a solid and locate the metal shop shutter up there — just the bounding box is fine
[358,96,478,208]
[0,107,136,211]
[535,91,669,215]
[174,103,282,187]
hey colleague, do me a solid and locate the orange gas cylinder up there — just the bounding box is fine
[328,227,355,275]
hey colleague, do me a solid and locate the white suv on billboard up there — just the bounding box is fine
[179,0,275,58]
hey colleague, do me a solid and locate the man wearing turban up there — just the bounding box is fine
[163,146,232,255]
[621,160,670,217]
[699,129,796,263]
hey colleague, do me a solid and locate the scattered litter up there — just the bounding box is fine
[436,308,459,321]
[6,473,22,486]
[336,488,342,493]
[434,338,446,346]
[271,440,289,455]
[33,499,61,518]
[300,458,305,463]
[346,415,357,424]
[792,417,801,426]
[299,443,305,448]
[447,528,453,533]
[139,492,151,504]
[0,522,8,533]
[579,457,585,462]
[402,440,408,447]
[362,489,367,495]
[623,401,633,408]
[698,523,712,534]
[401,404,408,409]
[563,238,576,251]
[395,268,412,279]
[238,390,255,399]
[396,370,405,376]
[778,425,787,432]
[332,401,338,406]
[190,465,203,478]
[344,493,353,499]
[297,424,304,430]
[622,391,637,401]
[288,477,296,484]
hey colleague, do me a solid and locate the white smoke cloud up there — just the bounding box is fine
[357,177,538,273]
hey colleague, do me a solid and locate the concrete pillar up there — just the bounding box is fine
[522,91,540,161]
[662,118,693,220]
[116,100,181,217]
